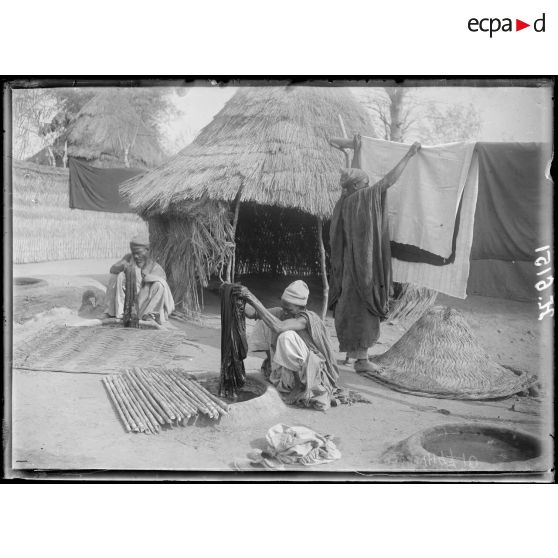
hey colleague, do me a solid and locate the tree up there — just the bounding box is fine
[353,87,481,144]
[352,86,481,322]
[64,88,172,168]
[12,89,58,161]
[17,87,180,168]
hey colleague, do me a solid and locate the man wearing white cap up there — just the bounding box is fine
[241,280,340,411]
[104,232,175,324]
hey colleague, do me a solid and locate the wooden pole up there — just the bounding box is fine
[317,218,329,321]
[226,183,244,283]
[103,377,132,433]
[315,114,353,321]
[337,116,351,167]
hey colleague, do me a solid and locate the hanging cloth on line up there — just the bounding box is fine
[359,136,476,259]
[219,283,248,398]
[68,157,144,213]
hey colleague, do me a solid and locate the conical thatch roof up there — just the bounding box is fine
[366,306,535,400]
[122,86,376,219]
[67,89,166,169]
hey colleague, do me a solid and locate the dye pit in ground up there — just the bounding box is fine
[200,376,265,404]
[422,428,541,463]
[14,277,46,287]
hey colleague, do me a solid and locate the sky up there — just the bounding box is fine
[13,83,553,159]
[164,84,553,154]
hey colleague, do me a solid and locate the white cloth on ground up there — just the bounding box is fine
[248,424,341,468]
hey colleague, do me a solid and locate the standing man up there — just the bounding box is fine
[104,233,175,325]
[329,139,421,373]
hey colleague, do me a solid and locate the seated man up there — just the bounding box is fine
[241,280,340,411]
[104,233,175,325]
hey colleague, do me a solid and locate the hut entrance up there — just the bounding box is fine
[235,203,329,279]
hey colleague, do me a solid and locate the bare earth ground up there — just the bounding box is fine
[8,259,554,476]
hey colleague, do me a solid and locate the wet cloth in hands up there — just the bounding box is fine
[220,283,248,397]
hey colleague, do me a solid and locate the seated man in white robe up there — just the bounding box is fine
[104,233,175,325]
[241,280,340,411]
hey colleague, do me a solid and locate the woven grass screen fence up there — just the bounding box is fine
[235,203,330,277]
[147,201,331,315]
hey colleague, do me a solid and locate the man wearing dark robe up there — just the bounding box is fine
[329,139,421,373]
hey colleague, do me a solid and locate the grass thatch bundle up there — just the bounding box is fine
[366,306,535,400]
[148,198,234,314]
[388,284,438,328]
[67,89,166,169]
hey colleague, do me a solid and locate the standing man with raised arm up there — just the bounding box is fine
[329,138,421,374]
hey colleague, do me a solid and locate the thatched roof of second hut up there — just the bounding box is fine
[122,86,376,219]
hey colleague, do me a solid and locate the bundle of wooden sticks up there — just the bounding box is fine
[103,367,230,434]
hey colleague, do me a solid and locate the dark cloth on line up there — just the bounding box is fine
[68,157,144,213]
[329,180,391,353]
[220,283,248,397]
[470,142,552,261]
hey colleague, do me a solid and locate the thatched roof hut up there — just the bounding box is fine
[67,89,166,169]
[26,89,167,169]
[122,85,376,312]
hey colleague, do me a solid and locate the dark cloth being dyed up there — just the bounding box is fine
[69,157,144,213]
[329,181,392,353]
[220,283,248,397]
[123,264,139,327]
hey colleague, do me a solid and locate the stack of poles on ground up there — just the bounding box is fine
[103,367,230,434]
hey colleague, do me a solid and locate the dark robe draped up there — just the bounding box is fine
[329,182,392,353]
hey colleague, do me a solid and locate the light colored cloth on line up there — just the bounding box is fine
[360,136,476,259]
[391,153,479,298]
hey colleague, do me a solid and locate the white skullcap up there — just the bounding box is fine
[281,280,309,306]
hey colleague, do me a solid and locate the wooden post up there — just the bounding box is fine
[338,115,351,167]
[317,218,329,321]
[226,183,244,283]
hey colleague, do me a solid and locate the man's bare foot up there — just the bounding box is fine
[354,359,383,374]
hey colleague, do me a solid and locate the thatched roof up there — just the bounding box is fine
[122,86,376,219]
[66,89,166,169]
